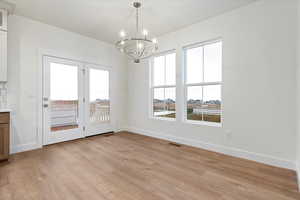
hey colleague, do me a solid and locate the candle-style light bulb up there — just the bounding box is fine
[119,30,126,38]
[142,29,148,36]
[137,42,144,49]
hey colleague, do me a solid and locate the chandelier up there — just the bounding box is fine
[115,2,158,63]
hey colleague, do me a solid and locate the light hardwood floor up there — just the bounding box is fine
[0,132,299,200]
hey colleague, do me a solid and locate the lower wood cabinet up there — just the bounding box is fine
[0,112,9,161]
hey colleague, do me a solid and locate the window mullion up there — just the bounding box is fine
[202,46,205,83]
[186,82,221,87]
[202,46,205,121]
[201,85,204,121]
[153,85,176,89]
[164,55,167,112]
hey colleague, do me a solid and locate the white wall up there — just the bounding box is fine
[297,0,300,189]
[7,15,128,153]
[127,0,297,169]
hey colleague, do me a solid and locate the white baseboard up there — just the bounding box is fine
[11,142,42,154]
[10,127,124,154]
[125,127,296,170]
[9,128,296,171]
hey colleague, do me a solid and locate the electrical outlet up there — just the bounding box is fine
[225,129,232,140]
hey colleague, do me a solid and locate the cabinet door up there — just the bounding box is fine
[0,9,7,31]
[0,123,9,160]
[0,31,7,82]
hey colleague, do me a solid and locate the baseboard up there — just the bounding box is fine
[10,128,125,154]
[11,142,42,154]
[125,127,296,170]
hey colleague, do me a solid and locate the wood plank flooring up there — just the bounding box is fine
[0,131,299,200]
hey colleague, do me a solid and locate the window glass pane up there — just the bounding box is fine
[203,85,221,123]
[204,42,222,82]
[89,69,110,123]
[165,53,176,85]
[153,88,165,117]
[187,86,203,121]
[186,47,203,84]
[153,56,165,86]
[50,63,79,132]
[164,87,176,118]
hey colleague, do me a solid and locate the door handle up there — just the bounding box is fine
[43,104,49,108]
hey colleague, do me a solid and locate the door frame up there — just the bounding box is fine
[37,49,113,147]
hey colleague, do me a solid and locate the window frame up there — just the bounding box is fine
[149,50,177,121]
[183,39,223,127]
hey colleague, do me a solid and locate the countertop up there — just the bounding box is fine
[0,108,11,113]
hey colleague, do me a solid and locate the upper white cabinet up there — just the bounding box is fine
[0,9,7,31]
[0,31,7,82]
[0,9,7,82]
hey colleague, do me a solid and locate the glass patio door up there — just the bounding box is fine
[43,57,112,145]
[84,65,112,136]
[43,56,84,145]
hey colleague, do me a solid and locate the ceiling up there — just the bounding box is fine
[6,0,257,43]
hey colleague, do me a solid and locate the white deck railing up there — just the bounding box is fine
[50,101,110,127]
[90,106,110,122]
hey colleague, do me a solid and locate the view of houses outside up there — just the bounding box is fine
[187,100,221,123]
[153,97,221,123]
[186,85,221,123]
[153,99,176,118]
[153,87,176,118]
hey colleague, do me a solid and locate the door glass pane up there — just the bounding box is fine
[186,47,203,84]
[90,69,110,123]
[204,42,222,82]
[203,85,221,123]
[187,86,203,121]
[50,63,79,132]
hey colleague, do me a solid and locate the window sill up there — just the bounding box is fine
[185,120,222,127]
[150,116,176,122]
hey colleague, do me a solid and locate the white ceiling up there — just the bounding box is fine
[6,0,257,43]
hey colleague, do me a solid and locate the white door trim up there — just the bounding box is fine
[37,48,113,148]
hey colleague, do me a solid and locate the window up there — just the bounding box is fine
[184,40,222,125]
[150,52,176,119]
